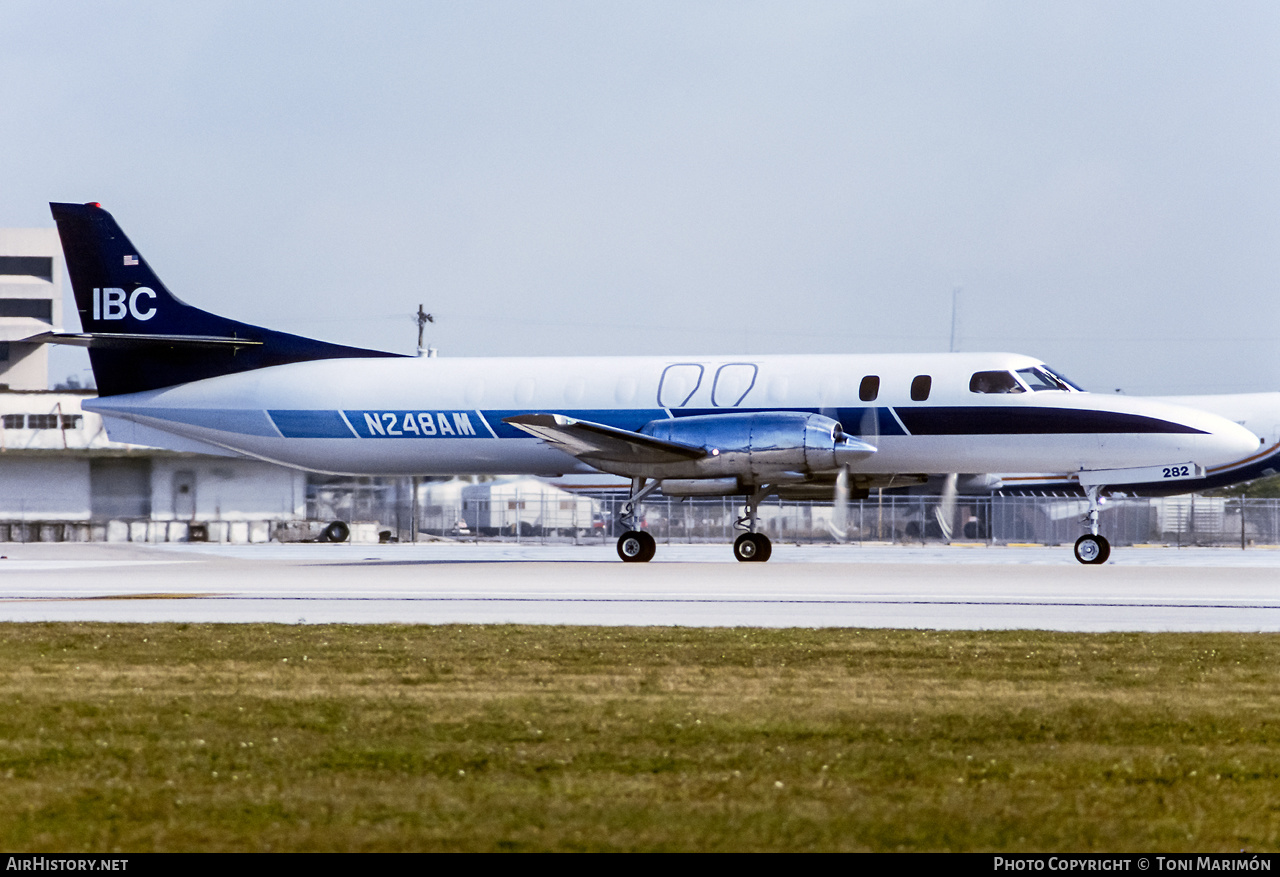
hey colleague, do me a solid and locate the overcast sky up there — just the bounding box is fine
[2,1,1277,394]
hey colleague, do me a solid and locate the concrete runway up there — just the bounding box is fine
[1,541,1278,631]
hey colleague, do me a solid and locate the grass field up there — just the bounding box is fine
[0,622,1278,851]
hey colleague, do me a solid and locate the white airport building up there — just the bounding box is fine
[0,388,307,542]
[0,228,62,392]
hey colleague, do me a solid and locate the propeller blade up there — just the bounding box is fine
[827,465,851,542]
[935,472,958,541]
[859,406,880,447]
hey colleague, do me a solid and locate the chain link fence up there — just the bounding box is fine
[6,479,1278,547]
[405,489,1280,548]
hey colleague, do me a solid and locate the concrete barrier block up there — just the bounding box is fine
[351,522,380,543]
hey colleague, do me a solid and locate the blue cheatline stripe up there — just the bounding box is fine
[268,409,357,438]
[130,407,280,437]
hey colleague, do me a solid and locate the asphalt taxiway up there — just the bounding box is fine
[1,541,1278,631]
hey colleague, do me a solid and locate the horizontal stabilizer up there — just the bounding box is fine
[503,413,707,465]
[21,332,265,350]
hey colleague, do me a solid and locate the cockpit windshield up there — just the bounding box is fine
[1016,365,1083,392]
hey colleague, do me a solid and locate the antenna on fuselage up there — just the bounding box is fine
[416,304,437,357]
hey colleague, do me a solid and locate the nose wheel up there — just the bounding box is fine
[734,532,772,563]
[1073,533,1110,565]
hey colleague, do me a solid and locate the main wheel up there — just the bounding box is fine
[753,533,772,562]
[733,532,772,563]
[1074,534,1110,565]
[617,530,655,563]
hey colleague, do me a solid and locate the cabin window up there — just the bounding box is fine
[969,371,1025,394]
[910,375,932,401]
[859,375,879,402]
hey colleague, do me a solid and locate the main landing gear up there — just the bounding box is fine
[614,480,775,563]
[732,485,774,563]
[1074,484,1111,565]
[617,478,661,563]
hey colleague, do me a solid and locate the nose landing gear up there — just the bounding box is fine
[1075,484,1111,564]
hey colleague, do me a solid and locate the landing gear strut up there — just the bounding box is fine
[617,478,661,563]
[1075,484,1111,565]
[733,485,774,563]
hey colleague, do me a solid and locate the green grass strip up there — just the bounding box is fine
[0,623,1277,852]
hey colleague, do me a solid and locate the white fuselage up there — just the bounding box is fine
[86,351,1260,479]
[994,392,1280,495]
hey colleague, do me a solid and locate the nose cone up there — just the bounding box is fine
[1211,418,1264,463]
[1157,400,1263,467]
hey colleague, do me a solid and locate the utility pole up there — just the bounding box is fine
[413,304,435,542]
[416,304,436,357]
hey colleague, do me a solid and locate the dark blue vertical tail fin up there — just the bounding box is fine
[48,202,401,396]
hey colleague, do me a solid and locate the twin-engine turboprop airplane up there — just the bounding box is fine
[29,202,1262,564]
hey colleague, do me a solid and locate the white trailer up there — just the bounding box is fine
[462,478,596,536]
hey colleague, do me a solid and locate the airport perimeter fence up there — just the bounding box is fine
[5,491,1280,547]
[406,492,1280,549]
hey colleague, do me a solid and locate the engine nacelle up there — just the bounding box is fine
[640,411,875,482]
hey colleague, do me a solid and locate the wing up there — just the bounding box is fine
[503,414,707,466]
